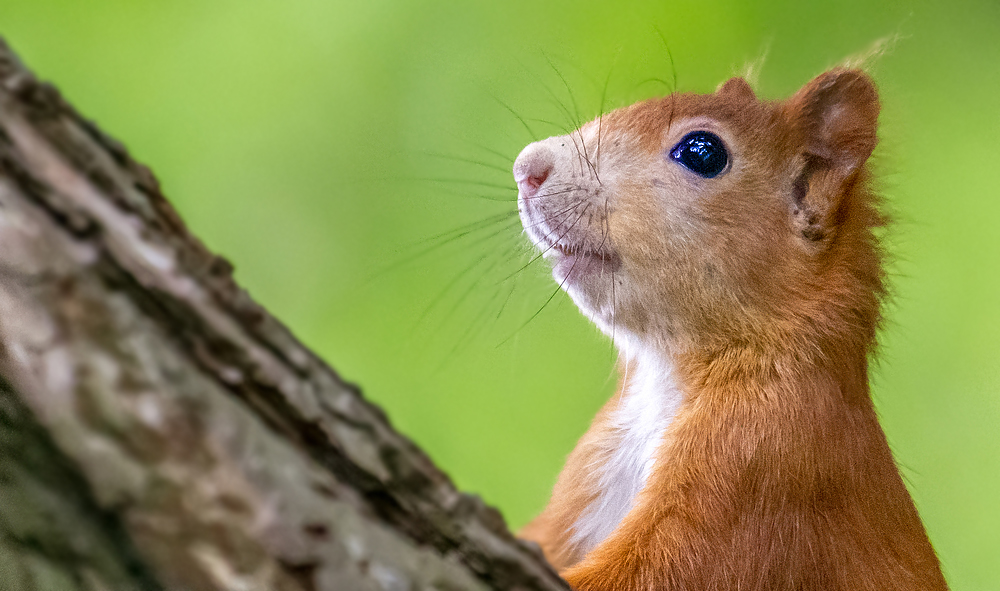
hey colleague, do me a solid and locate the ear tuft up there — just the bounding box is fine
[788,68,880,173]
[716,77,757,103]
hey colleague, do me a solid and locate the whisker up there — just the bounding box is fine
[518,186,580,202]
[410,177,516,191]
[494,271,522,319]
[633,77,676,94]
[523,199,592,250]
[526,116,571,130]
[602,179,617,349]
[518,57,579,135]
[595,51,619,179]
[441,278,514,364]
[501,245,584,346]
[542,53,604,183]
[543,52,584,133]
[370,212,519,282]
[373,177,514,202]
[487,91,540,142]
[416,211,519,245]
[416,241,513,331]
[443,131,516,167]
[653,26,680,134]
[565,132,587,178]
[503,203,589,280]
[422,151,513,174]
[653,26,679,91]
[497,203,594,344]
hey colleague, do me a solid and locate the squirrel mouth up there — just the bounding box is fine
[550,241,617,262]
[518,203,620,277]
[548,241,621,283]
[536,235,621,278]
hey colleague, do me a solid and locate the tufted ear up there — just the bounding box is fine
[788,68,879,172]
[784,69,880,244]
[716,77,756,103]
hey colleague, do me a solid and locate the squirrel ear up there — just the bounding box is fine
[716,77,756,102]
[787,68,880,173]
[784,70,880,245]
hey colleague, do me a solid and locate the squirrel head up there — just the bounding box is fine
[514,69,884,356]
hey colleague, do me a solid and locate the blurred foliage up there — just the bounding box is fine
[1,0,997,588]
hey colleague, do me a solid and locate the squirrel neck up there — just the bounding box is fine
[609,335,943,578]
[560,335,946,589]
[671,332,872,407]
[524,328,943,586]
[638,333,881,491]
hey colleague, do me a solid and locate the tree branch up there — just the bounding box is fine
[0,37,566,591]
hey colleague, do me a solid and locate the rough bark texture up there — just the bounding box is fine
[0,37,567,591]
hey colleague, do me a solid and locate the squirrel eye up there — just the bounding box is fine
[669,131,728,178]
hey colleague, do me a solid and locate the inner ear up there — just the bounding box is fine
[790,154,835,243]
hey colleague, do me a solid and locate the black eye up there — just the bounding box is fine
[669,131,728,178]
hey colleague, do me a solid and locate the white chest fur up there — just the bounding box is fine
[569,352,685,556]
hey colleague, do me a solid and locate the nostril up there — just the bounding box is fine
[525,168,550,190]
[513,145,555,198]
[514,163,553,198]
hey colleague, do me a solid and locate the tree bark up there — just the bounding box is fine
[0,37,566,591]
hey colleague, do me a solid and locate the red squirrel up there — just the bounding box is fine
[513,69,948,590]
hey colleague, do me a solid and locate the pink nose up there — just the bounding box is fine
[513,144,554,198]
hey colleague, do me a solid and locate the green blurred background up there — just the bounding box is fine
[2,0,997,588]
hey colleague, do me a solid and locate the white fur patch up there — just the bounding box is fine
[569,350,684,556]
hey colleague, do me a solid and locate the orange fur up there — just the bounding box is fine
[515,70,948,590]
